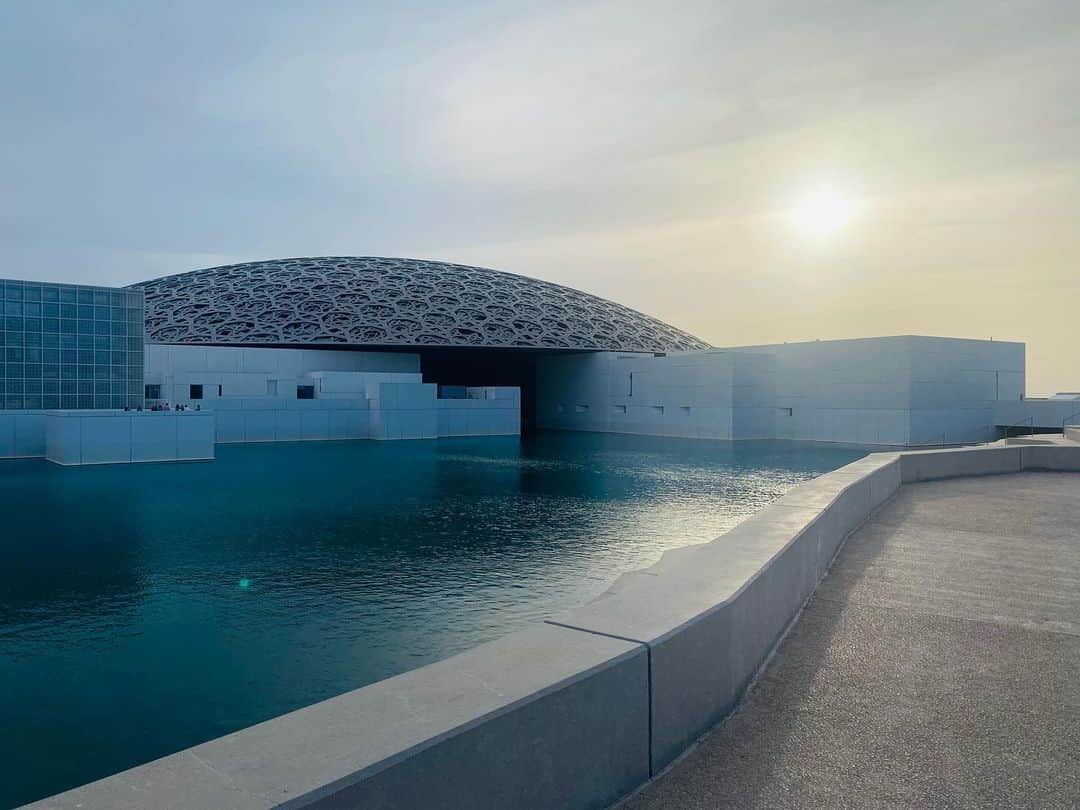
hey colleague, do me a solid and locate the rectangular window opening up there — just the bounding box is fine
[296,384,315,400]
[144,384,161,400]
[189,384,203,400]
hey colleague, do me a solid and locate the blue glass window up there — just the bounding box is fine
[1,280,143,410]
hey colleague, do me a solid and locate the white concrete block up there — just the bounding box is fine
[245,411,276,443]
[45,414,82,465]
[176,414,215,460]
[449,410,468,436]
[275,410,301,442]
[131,415,178,461]
[214,411,245,443]
[417,409,438,439]
[0,414,15,457]
[79,416,131,464]
[328,411,349,440]
[301,410,330,441]
[345,410,370,439]
[14,413,46,457]
[900,446,1022,482]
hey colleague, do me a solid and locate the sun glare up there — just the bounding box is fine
[791,189,852,237]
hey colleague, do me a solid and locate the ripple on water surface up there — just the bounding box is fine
[0,432,864,807]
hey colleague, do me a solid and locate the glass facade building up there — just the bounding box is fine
[1,279,144,410]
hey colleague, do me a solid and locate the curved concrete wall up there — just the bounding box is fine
[25,443,1080,810]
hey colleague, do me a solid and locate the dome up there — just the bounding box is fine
[130,257,709,353]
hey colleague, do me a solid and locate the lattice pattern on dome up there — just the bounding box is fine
[130,257,709,352]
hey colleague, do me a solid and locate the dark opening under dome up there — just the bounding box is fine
[130,256,709,353]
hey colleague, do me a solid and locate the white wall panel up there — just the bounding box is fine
[539,337,1024,447]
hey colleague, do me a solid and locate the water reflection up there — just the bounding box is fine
[0,433,864,807]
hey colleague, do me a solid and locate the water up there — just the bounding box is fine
[0,433,864,807]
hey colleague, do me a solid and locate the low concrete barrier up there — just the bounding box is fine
[1019,444,1080,472]
[28,625,648,810]
[0,410,46,458]
[900,444,1021,482]
[25,442,1080,809]
[549,452,902,772]
[45,411,215,465]
[213,400,372,444]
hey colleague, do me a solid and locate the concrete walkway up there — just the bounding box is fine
[619,472,1080,809]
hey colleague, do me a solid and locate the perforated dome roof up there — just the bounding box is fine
[131,256,708,352]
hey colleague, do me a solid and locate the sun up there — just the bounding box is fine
[791,189,852,237]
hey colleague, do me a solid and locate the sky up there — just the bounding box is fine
[2,1,1079,394]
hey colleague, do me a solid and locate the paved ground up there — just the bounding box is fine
[620,472,1080,810]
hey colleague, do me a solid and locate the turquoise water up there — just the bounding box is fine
[0,433,864,807]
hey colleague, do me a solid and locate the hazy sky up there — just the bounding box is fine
[2,1,1078,393]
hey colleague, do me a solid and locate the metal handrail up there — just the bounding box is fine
[1002,415,1035,439]
[911,432,948,448]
